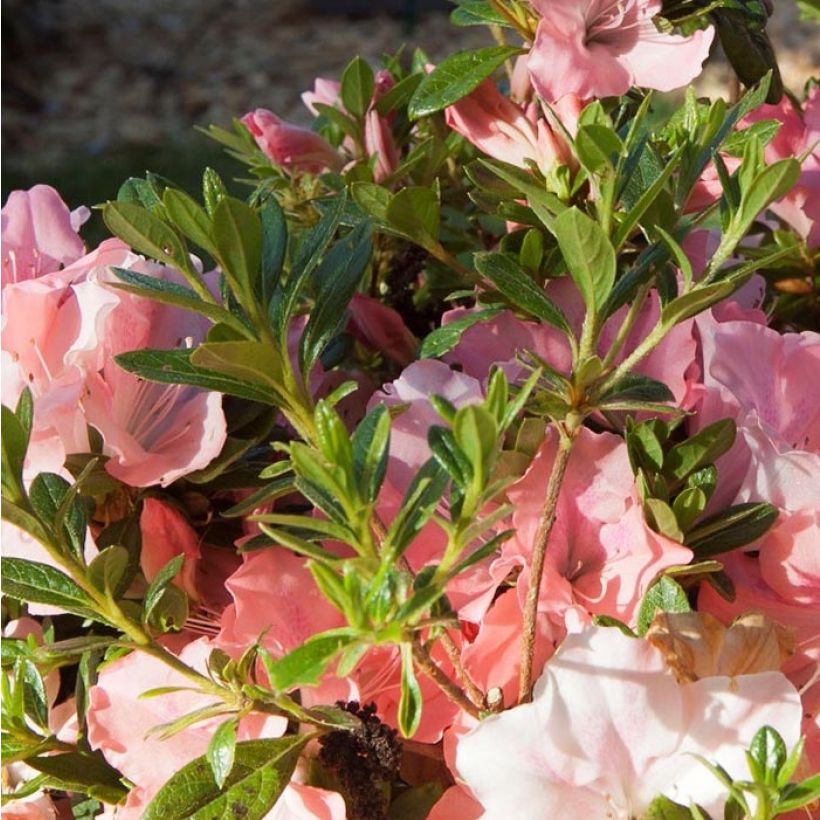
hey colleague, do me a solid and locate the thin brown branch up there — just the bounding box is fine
[413,642,482,720]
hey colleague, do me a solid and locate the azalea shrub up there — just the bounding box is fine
[3,1,820,818]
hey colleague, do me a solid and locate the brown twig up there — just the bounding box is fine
[517,424,577,703]
[413,642,482,720]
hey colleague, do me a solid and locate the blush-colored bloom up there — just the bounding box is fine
[527,0,714,101]
[242,109,343,174]
[741,87,820,246]
[454,626,802,819]
[81,271,228,488]
[1,185,87,290]
[444,80,578,175]
[139,498,202,600]
[504,427,692,630]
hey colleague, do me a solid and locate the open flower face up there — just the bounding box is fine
[527,0,714,101]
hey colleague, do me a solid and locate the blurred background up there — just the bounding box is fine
[2,0,818,220]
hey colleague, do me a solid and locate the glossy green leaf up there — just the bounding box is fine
[553,208,616,313]
[27,752,128,804]
[265,630,358,692]
[408,45,522,118]
[143,736,309,820]
[260,197,287,306]
[644,795,694,819]
[748,725,787,785]
[2,559,101,621]
[661,281,736,327]
[450,0,511,27]
[385,187,439,250]
[202,167,228,217]
[636,576,691,636]
[88,545,131,599]
[207,719,238,790]
[398,643,422,737]
[687,502,778,557]
[340,56,375,117]
[115,348,278,404]
[352,404,391,504]
[143,554,184,622]
[212,196,262,297]
[419,307,502,358]
[28,473,86,561]
[474,252,569,332]
[663,419,736,484]
[163,189,217,256]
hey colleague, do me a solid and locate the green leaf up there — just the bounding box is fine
[777,775,820,814]
[575,124,624,174]
[636,576,691,636]
[264,630,358,692]
[1,558,101,621]
[142,736,309,820]
[103,201,194,278]
[340,56,375,117]
[1,393,31,501]
[272,192,346,341]
[738,158,801,225]
[207,718,237,790]
[428,426,473,487]
[672,487,707,533]
[212,196,262,298]
[474,252,570,332]
[110,267,253,338]
[663,419,736,484]
[143,554,184,622]
[260,197,287,307]
[385,187,440,251]
[115,348,279,404]
[748,725,786,786]
[660,282,736,326]
[644,795,694,819]
[408,45,522,118]
[28,473,87,560]
[191,341,286,395]
[299,220,373,372]
[419,307,502,358]
[162,189,217,257]
[352,405,391,504]
[375,72,423,117]
[398,644,422,737]
[450,1,511,27]
[453,404,498,489]
[386,460,449,558]
[202,167,228,217]
[27,752,128,804]
[88,545,131,598]
[598,374,675,406]
[686,502,778,558]
[552,207,616,313]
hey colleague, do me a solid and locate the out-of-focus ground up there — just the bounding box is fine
[2,0,818,211]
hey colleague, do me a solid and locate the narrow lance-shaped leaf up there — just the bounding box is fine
[142,736,311,820]
[408,45,523,118]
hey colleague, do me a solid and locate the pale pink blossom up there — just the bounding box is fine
[444,79,576,175]
[139,498,202,600]
[527,0,714,101]
[81,270,228,488]
[87,636,340,818]
[242,109,343,174]
[741,87,820,246]
[454,626,802,819]
[504,427,692,630]
[1,185,87,289]
[347,294,417,365]
[301,78,343,116]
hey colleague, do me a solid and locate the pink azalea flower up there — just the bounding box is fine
[347,294,417,365]
[527,0,714,101]
[505,427,692,630]
[301,78,343,116]
[742,87,820,246]
[454,626,802,818]
[428,786,482,820]
[216,548,345,658]
[445,277,698,407]
[87,636,340,818]
[81,271,228,488]
[1,185,88,290]
[139,498,202,600]
[444,80,578,175]
[242,109,343,174]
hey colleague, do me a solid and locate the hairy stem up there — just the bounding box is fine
[413,642,482,720]
[438,630,486,708]
[518,422,578,703]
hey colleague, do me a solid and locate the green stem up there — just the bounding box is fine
[594,319,672,398]
[600,281,652,370]
[518,419,578,703]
